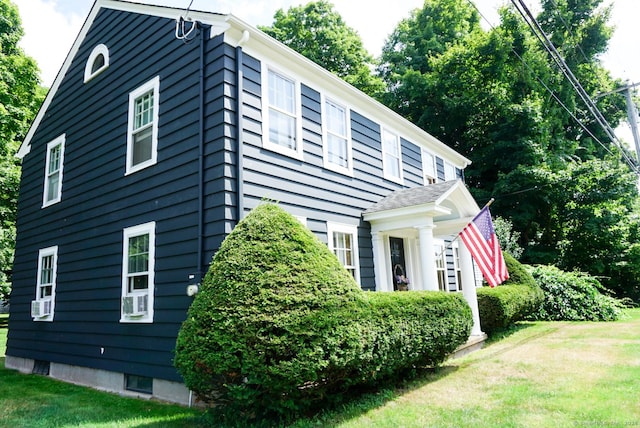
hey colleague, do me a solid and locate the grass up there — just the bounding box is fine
[1,310,640,427]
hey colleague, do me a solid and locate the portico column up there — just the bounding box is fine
[371,232,390,291]
[417,224,438,291]
[459,241,484,336]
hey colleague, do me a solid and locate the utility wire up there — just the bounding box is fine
[467,1,619,162]
[510,0,638,172]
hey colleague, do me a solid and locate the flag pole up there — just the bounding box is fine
[435,197,495,259]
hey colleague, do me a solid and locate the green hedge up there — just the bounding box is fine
[528,265,625,321]
[477,253,543,333]
[174,203,472,420]
[352,291,472,385]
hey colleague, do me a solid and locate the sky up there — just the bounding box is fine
[11,0,639,140]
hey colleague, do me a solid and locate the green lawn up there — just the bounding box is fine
[1,310,639,427]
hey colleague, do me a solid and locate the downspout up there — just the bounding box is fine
[235,30,250,224]
[197,23,208,279]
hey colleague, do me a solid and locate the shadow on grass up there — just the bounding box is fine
[484,321,538,345]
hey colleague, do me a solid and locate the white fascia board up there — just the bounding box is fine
[223,14,472,170]
[363,203,452,224]
[17,0,229,159]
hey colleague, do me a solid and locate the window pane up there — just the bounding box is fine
[129,274,149,292]
[40,285,52,298]
[269,71,295,114]
[46,173,59,202]
[327,135,348,167]
[128,234,149,274]
[269,109,296,149]
[48,145,61,174]
[134,91,154,130]
[40,255,53,285]
[132,127,153,165]
[91,54,105,73]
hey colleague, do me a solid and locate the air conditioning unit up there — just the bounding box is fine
[31,300,51,318]
[122,293,148,317]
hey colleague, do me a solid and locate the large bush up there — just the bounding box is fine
[477,253,543,333]
[174,204,367,417]
[174,203,472,419]
[528,265,625,321]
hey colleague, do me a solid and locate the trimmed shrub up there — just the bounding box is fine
[174,204,367,417]
[477,253,543,333]
[174,203,473,420]
[528,265,625,321]
[353,291,472,384]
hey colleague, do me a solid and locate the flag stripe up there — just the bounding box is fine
[459,206,509,287]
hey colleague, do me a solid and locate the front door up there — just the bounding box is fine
[389,237,408,291]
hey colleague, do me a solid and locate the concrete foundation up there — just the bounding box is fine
[4,355,192,406]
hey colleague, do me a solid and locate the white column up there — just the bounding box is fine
[371,232,390,292]
[417,224,439,291]
[459,242,484,336]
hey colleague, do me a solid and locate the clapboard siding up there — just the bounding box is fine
[9,5,471,389]
[9,9,228,383]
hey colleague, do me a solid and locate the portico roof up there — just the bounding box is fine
[363,180,480,235]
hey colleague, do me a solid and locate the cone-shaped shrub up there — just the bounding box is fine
[174,203,368,417]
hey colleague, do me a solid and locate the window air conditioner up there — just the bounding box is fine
[31,300,51,318]
[122,293,148,316]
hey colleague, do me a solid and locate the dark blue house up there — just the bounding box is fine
[7,0,485,404]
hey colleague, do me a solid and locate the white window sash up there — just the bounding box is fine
[327,222,360,283]
[34,246,58,321]
[42,134,65,208]
[262,66,303,159]
[121,222,155,322]
[126,76,159,175]
[382,128,402,183]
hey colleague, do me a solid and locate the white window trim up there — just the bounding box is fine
[261,65,303,160]
[327,222,360,284]
[126,76,160,175]
[121,222,155,323]
[381,128,403,184]
[42,134,65,208]
[33,246,58,322]
[84,44,109,83]
[322,96,353,175]
[422,149,437,185]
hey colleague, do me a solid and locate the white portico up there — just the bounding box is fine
[363,180,484,336]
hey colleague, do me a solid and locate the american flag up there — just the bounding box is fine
[459,206,509,287]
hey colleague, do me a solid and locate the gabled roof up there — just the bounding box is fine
[17,0,229,158]
[362,180,480,233]
[364,180,460,214]
[17,0,472,171]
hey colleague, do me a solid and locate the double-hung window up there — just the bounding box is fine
[422,149,437,185]
[121,222,155,322]
[32,246,58,321]
[382,128,402,183]
[264,68,302,157]
[42,135,65,207]
[327,223,360,283]
[323,98,352,174]
[126,76,159,174]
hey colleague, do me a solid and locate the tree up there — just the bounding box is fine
[378,0,640,298]
[0,0,43,301]
[259,1,384,97]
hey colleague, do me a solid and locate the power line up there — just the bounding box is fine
[509,0,638,172]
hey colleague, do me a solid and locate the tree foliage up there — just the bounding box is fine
[0,0,43,300]
[259,0,384,97]
[378,0,639,299]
